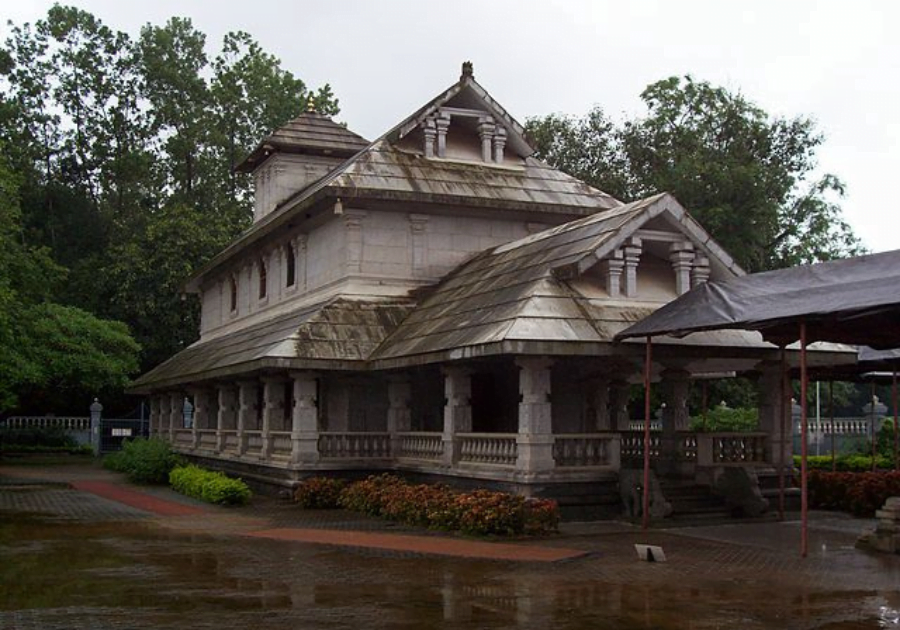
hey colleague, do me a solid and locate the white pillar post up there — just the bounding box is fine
[669,242,695,295]
[261,376,286,460]
[442,366,472,467]
[757,361,787,466]
[216,384,237,453]
[609,379,630,431]
[168,392,181,442]
[660,368,691,472]
[515,357,555,478]
[291,371,319,465]
[149,396,161,438]
[237,380,257,456]
[622,238,642,298]
[387,376,412,459]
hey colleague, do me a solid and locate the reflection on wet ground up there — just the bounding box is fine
[1,468,899,629]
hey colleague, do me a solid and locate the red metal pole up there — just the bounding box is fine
[778,346,787,521]
[642,336,653,531]
[800,322,808,559]
[893,370,898,472]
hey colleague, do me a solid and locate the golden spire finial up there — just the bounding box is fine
[306,95,316,113]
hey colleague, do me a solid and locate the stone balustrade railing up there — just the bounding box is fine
[244,431,263,456]
[806,419,870,435]
[627,420,662,432]
[4,416,91,430]
[270,431,292,458]
[318,432,392,459]
[553,434,620,468]
[697,432,767,466]
[197,429,217,450]
[620,431,661,461]
[678,432,698,461]
[173,429,193,446]
[396,432,443,461]
[221,430,239,453]
[458,433,517,466]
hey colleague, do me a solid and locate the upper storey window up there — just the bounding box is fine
[258,259,268,300]
[229,275,238,313]
[420,108,507,164]
[285,242,296,287]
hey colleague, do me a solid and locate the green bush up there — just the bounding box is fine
[169,464,251,505]
[794,454,894,472]
[303,474,560,536]
[689,406,758,432]
[0,444,93,455]
[102,438,182,484]
[0,426,78,450]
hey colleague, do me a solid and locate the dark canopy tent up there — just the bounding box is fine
[615,249,900,555]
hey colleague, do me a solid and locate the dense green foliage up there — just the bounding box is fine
[169,464,251,505]
[296,474,560,537]
[0,6,339,413]
[102,437,182,483]
[689,405,759,432]
[527,76,863,273]
[0,425,90,454]
[796,454,895,473]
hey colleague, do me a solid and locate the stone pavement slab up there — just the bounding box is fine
[245,527,591,562]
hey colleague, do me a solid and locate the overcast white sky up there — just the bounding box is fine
[5,0,899,253]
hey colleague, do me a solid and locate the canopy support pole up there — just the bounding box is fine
[830,381,836,473]
[800,322,809,559]
[894,370,898,471]
[642,335,653,531]
[871,382,878,472]
[778,346,787,521]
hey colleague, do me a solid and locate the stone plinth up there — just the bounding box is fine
[858,496,900,554]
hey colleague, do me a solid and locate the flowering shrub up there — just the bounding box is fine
[293,477,347,509]
[808,470,900,516]
[294,474,560,536]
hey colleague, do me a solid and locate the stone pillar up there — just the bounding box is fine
[603,251,625,298]
[435,114,450,158]
[158,395,170,442]
[660,368,691,472]
[216,384,237,453]
[492,126,507,163]
[291,372,319,465]
[442,367,472,467]
[692,255,711,287]
[609,380,630,431]
[261,376,286,459]
[343,210,366,275]
[409,214,429,277]
[168,392,181,441]
[515,357,555,478]
[622,237,642,298]
[757,361,790,466]
[149,396,161,438]
[590,377,611,431]
[237,380,257,456]
[422,117,437,158]
[387,376,412,458]
[669,242,695,295]
[477,118,495,163]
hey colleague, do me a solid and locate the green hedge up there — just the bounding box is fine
[0,426,78,449]
[169,464,251,506]
[794,454,895,472]
[0,444,93,455]
[689,406,758,432]
[103,438,182,484]
[294,474,559,536]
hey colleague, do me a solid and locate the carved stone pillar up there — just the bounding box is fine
[669,242,695,295]
[660,368,691,472]
[216,384,237,453]
[442,366,472,466]
[291,372,319,465]
[237,380,257,456]
[590,377,611,431]
[609,380,630,431]
[622,237,642,298]
[492,126,507,163]
[149,396,161,438]
[515,357,555,478]
[435,114,450,158]
[343,210,366,275]
[757,361,788,466]
[477,117,495,163]
[692,255,711,287]
[188,387,209,449]
[603,251,625,298]
[261,376,286,460]
[168,392,181,442]
[422,117,437,158]
[409,214,429,277]
[387,376,412,458]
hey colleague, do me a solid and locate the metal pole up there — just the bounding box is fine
[830,381,836,473]
[815,381,821,457]
[800,322,809,559]
[778,346,787,521]
[871,382,877,472]
[893,370,898,472]
[642,335,653,531]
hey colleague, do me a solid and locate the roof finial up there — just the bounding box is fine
[306,94,317,113]
[460,61,474,81]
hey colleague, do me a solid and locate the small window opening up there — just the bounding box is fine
[285,243,296,287]
[229,275,238,312]
[258,259,267,299]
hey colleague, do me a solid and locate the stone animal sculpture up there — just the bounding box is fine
[714,467,769,517]
[619,468,673,519]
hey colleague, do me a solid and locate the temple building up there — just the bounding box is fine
[131,63,848,517]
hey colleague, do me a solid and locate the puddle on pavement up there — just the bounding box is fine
[1,507,899,629]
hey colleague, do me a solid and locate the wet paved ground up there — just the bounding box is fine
[1,459,899,629]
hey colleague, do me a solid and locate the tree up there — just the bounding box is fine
[526,76,864,272]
